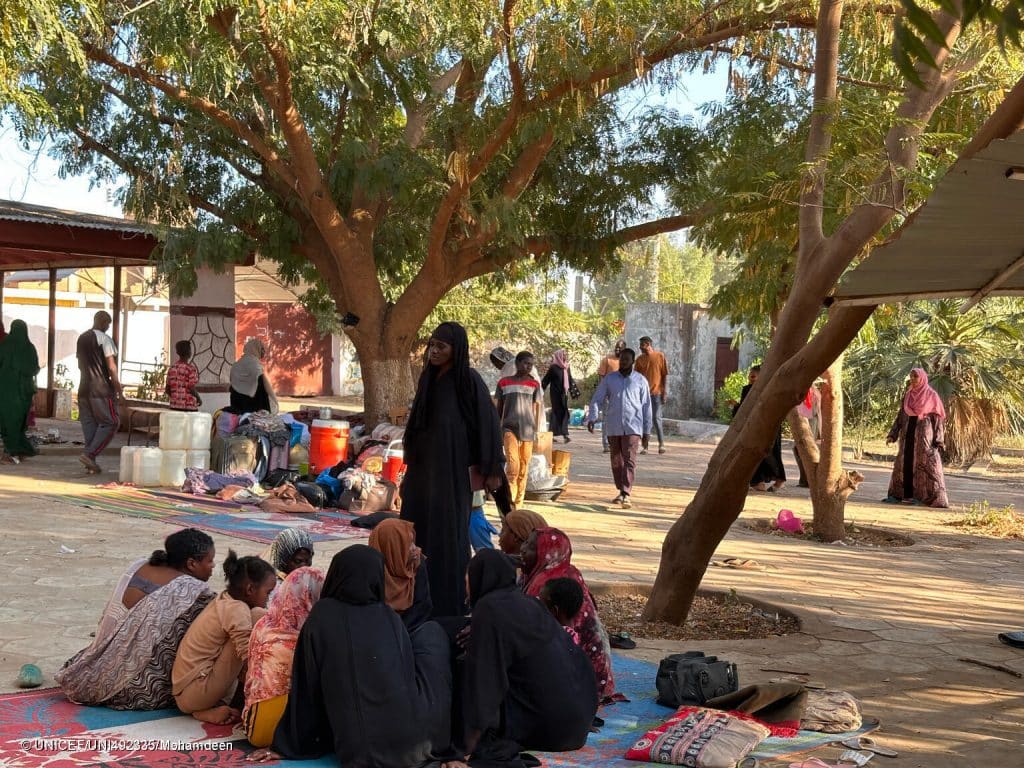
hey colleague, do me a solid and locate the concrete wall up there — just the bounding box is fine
[625,302,754,419]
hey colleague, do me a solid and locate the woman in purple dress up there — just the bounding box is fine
[885,368,949,508]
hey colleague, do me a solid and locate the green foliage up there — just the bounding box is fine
[52,362,73,390]
[714,370,749,423]
[426,273,617,376]
[588,235,720,321]
[845,299,1024,461]
[136,357,169,402]
[945,500,1024,539]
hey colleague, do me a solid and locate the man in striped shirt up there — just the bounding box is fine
[495,351,543,508]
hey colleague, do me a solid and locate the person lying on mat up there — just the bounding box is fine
[243,566,324,748]
[245,546,453,768]
[173,551,276,724]
[56,529,217,710]
[522,527,616,703]
[449,550,596,767]
[369,518,433,632]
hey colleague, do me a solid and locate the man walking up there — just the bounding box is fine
[635,335,669,455]
[586,348,651,509]
[496,351,543,508]
[596,339,625,453]
[76,311,122,473]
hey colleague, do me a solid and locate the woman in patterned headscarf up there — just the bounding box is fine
[265,528,314,583]
[244,566,324,747]
[522,527,616,703]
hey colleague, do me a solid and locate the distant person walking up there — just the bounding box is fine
[733,365,786,491]
[76,311,122,474]
[635,335,669,455]
[0,319,41,460]
[542,349,575,443]
[496,351,543,508]
[885,368,949,508]
[586,348,651,509]
[166,340,202,412]
[596,340,625,453]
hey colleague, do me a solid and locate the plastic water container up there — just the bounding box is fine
[382,440,406,483]
[159,411,189,450]
[160,450,188,488]
[133,447,163,487]
[309,419,350,474]
[186,412,213,450]
[119,446,143,483]
[185,449,210,471]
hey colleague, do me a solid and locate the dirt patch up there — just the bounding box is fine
[599,593,800,642]
[742,518,914,547]
[944,502,1024,539]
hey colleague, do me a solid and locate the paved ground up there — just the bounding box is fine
[1,418,1023,767]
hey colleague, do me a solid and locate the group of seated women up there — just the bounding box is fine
[57,510,616,768]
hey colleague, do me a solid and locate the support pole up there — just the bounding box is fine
[112,265,122,347]
[0,270,5,321]
[47,268,57,414]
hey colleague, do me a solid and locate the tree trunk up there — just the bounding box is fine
[790,355,864,542]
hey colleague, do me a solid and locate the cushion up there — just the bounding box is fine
[800,689,862,733]
[625,706,769,767]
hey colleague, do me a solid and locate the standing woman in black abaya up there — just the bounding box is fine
[401,322,504,616]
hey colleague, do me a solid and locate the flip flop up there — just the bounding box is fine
[997,631,1024,649]
[840,737,898,757]
[711,558,765,570]
[609,631,637,650]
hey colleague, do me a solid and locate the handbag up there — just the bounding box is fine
[295,481,327,508]
[656,651,739,708]
[568,377,581,400]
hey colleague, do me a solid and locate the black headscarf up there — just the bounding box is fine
[321,545,385,606]
[467,549,518,608]
[407,321,479,437]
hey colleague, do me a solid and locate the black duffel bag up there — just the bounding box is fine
[656,651,739,708]
[295,481,327,509]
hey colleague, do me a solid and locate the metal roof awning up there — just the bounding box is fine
[0,199,158,270]
[235,259,310,303]
[832,130,1024,308]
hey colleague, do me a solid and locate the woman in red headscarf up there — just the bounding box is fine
[522,527,616,702]
[885,368,949,508]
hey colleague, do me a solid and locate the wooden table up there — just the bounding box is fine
[126,406,166,446]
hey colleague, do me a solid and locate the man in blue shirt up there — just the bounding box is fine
[585,348,652,509]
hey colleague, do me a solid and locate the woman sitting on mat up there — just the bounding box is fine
[56,529,217,710]
[173,551,276,724]
[369,518,432,632]
[264,528,315,584]
[246,546,453,768]
[243,566,324,748]
[522,527,616,703]
[453,549,597,767]
[497,508,548,559]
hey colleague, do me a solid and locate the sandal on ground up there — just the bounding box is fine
[840,736,897,757]
[609,631,637,650]
[711,557,765,571]
[997,631,1024,649]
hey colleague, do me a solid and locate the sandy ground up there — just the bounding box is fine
[1,418,1022,767]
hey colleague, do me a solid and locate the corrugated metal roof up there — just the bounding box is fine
[833,130,1024,305]
[0,199,151,235]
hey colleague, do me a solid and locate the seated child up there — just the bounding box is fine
[539,576,584,644]
[172,551,276,724]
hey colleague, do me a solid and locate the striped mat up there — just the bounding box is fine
[0,656,880,767]
[45,487,370,545]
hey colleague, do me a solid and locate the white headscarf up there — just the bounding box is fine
[230,338,266,397]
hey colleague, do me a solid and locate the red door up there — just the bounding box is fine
[714,337,739,391]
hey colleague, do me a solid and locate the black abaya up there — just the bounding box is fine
[541,365,571,439]
[272,546,451,768]
[401,371,503,616]
[734,383,786,486]
[462,551,597,755]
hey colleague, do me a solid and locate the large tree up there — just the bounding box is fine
[11,0,837,422]
[644,0,1024,621]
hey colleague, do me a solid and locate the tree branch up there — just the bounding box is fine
[799,0,844,255]
[707,45,899,92]
[403,61,463,149]
[82,43,298,190]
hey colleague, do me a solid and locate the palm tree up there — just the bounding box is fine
[846,299,1024,465]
